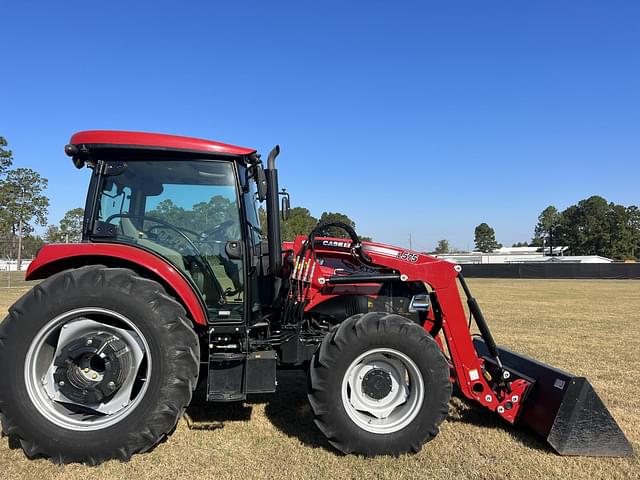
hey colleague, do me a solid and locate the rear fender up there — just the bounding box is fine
[26,243,208,326]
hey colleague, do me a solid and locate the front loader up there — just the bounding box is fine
[0,130,632,464]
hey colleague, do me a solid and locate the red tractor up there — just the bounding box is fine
[0,131,631,464]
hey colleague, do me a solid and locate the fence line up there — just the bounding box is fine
[460,263,640,279]
[0,270,35,289]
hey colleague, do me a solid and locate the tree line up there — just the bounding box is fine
[0,137,49,268]
[434,196,640,260]
[258,207,371,242]
[533,197,640,260]
[0,136,87,268]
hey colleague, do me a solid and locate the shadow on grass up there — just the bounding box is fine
[186,370,552,455]
[185,369,334,451]
[447,392,552,454]
[260,370,334,452]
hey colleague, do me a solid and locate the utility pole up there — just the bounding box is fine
[16,187,25,271]
[17,217,22,271]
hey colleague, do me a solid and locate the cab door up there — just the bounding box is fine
[94,159,246,323]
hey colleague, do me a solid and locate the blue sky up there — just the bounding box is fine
[1,1,638,251]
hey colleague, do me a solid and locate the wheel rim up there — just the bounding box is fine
[24,307,151,431]
[341,348,424,434]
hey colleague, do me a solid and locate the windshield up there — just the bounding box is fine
[95,160,244,319]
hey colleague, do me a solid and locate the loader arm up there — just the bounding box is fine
[293,238,530,423]
[291,235,632,456]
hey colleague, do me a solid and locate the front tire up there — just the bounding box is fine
[307,312,451,456]
[0,265,200,464]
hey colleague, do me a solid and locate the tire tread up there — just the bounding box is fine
[0,265,200,465]
[307,311,451,457]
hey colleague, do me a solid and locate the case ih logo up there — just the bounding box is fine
[321,240,352,248]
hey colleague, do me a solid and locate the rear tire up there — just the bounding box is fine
[307,312,451,456]
[0,265,200,464]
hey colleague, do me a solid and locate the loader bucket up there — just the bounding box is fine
[473,339,633,457]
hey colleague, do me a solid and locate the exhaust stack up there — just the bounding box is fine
[265,145,282,276]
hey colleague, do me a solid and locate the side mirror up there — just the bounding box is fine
[255,166,268,202]
[280,190,291,221]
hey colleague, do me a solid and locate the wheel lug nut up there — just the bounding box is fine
[108,381,116,389]
[58,381,65,386]
[86,339,93,346]
[92,373,98,380]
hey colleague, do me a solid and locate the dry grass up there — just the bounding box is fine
[0,279,638,479]
[0,270,34,290]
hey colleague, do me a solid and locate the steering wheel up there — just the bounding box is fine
[103,213,226,302]
[200,220,236,241]
[105,214,201,254]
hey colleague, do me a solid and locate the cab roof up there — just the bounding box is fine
[69,130,256,157]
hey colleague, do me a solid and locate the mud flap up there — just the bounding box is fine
[474,339,633,457]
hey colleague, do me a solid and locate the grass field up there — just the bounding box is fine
[0,278,638,479]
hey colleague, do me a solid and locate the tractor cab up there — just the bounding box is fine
[67,130,283,325]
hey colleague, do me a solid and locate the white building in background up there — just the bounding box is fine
[0,260,32,271]
[434,246,613,265]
